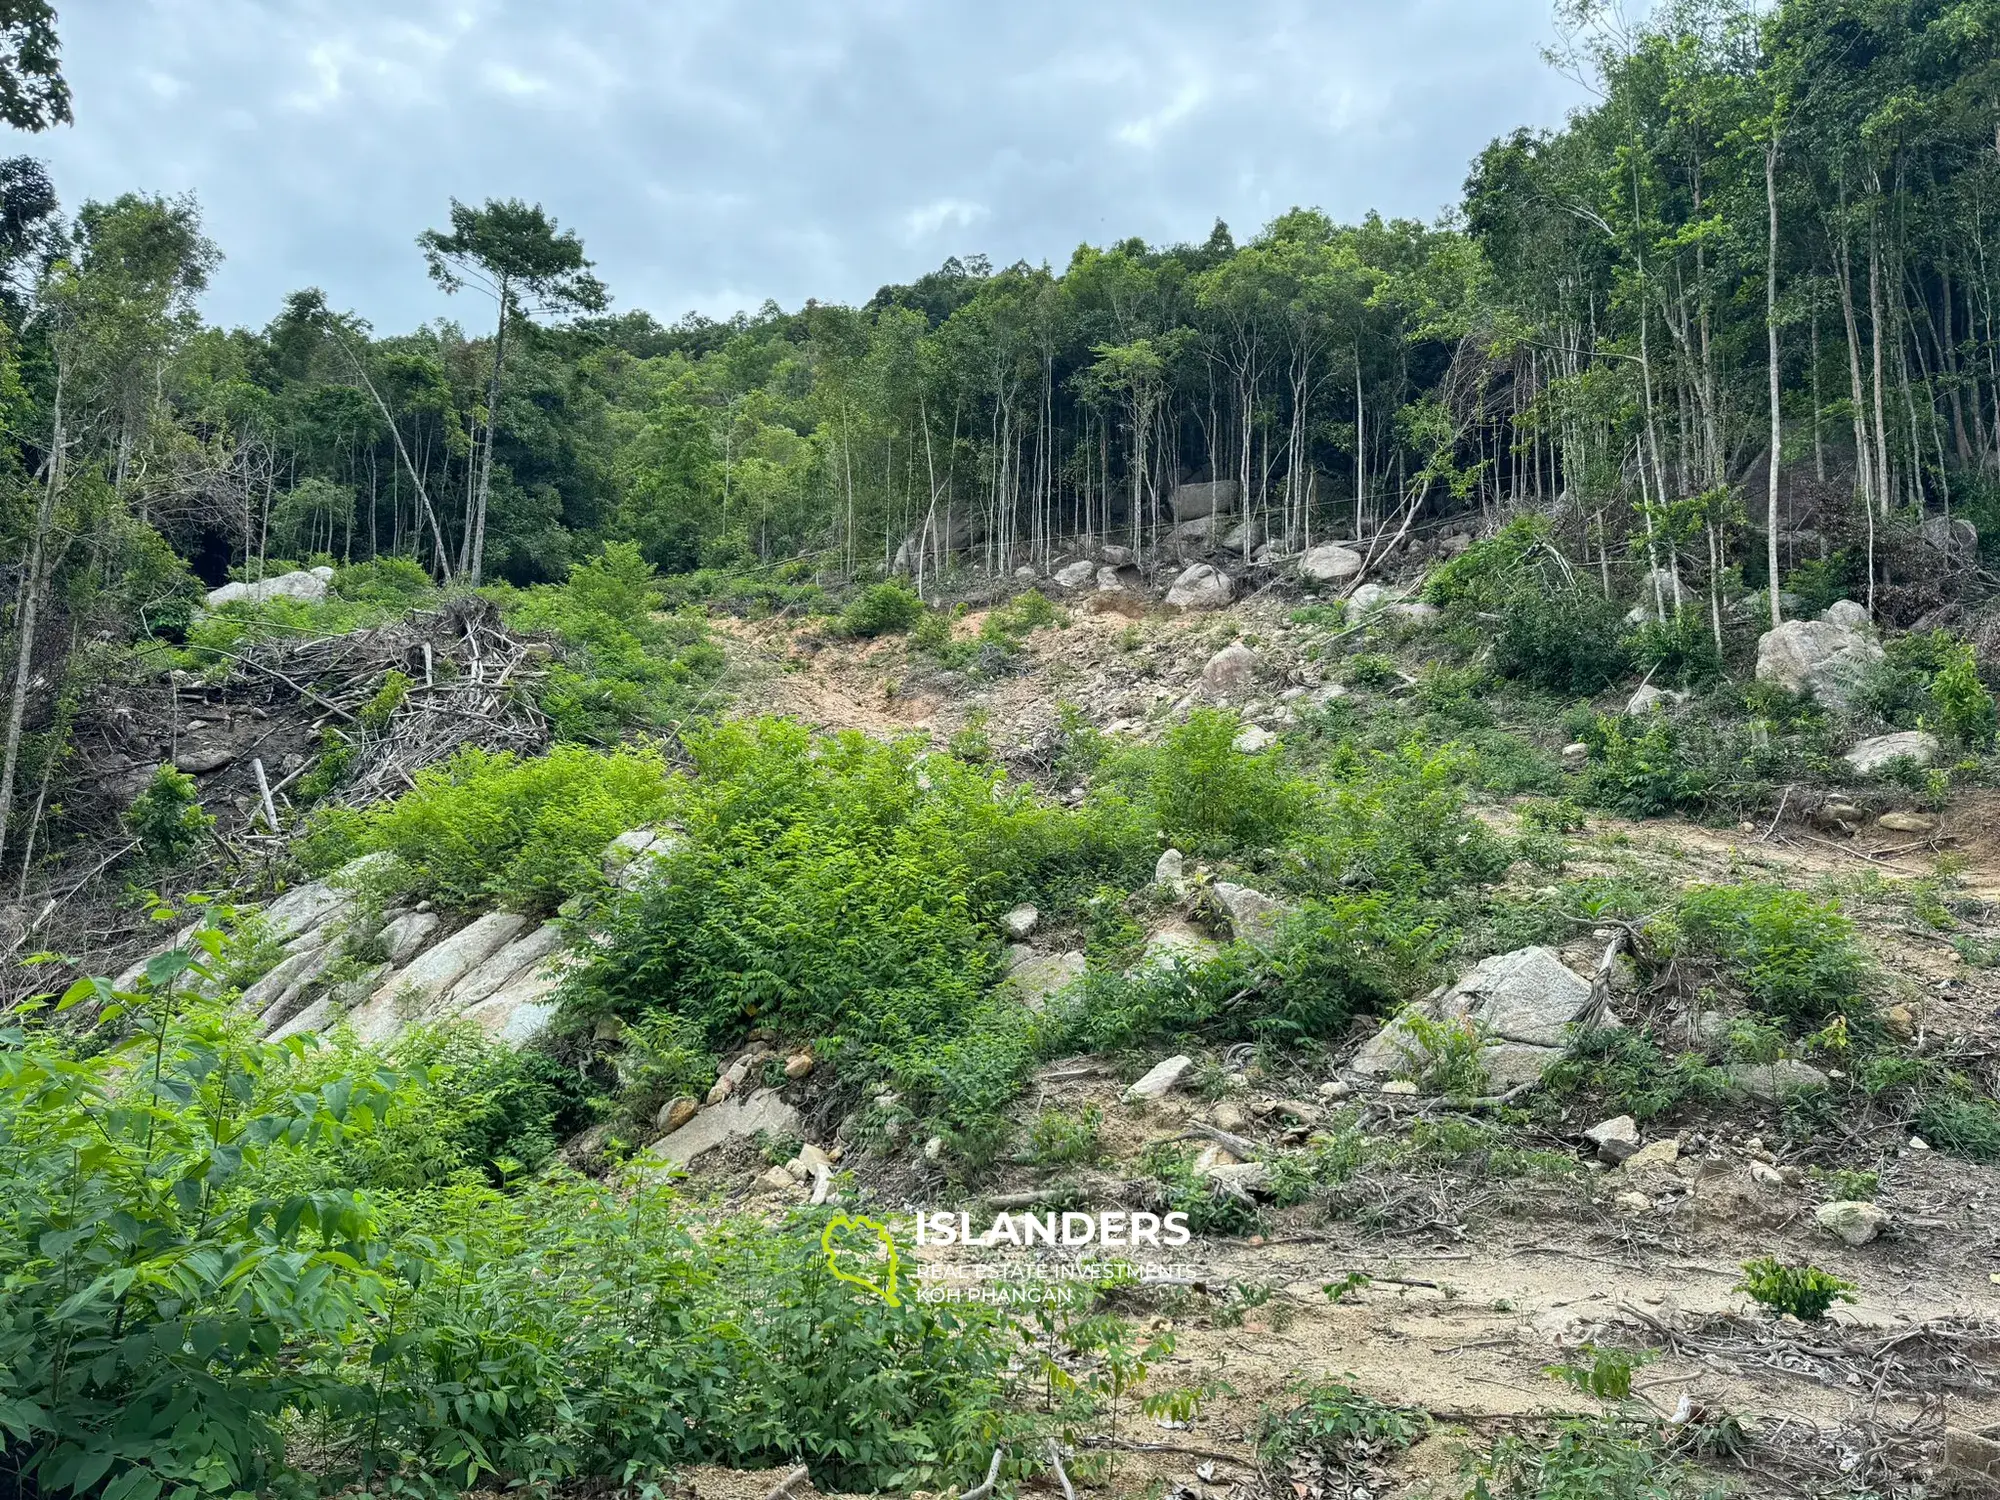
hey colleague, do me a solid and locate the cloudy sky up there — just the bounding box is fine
[23,1,1591,334]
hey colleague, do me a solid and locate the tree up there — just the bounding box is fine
[418,198,607,584]
[0,0,67,132]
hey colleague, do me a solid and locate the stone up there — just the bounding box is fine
[1317,1079,1352,1100]
[1755,618,1885,710]
[1585,1115,1641,1165]
[1155,848,1186,889]
[1124,1054,1194,1102]
[1192,1142,1239,1172]
[445,920,566,1012]
[1232,725,1277,754]
[1138,920,1220,972]
[603,827,683,888]
[757,1165,799,1194]
[658,1096,699,1132]
[1626,684,1687,716]
[1201,643,1258,701]
[460,964,564,1046]
[1100,544,1136,567]
[347,911,531,1044]
[1822,599,1873,632]
[1210,1100,1249,1133]
[1844,731,1942,775]
[1621,1139,1681,1174]
[1204,1160,1272,1195]
[1299,543,1365,585]
[1615,1191,1654,1213]
[1628,567,1687,623]
[1943,1426,2000,1483]
[236,946,327,1019]
[1876,810,1939,834]
[1166,563,1234,611]
[1380,1080,1418,1096]
[1212,881,1295,953]
[266,996,336,1043]
[1054,559,1098,589]
[1219,518,1263,555]
[1749,1161,1786,1190]
[1881,1004,1914,1040]
[1561,741,1590,764]
[173,736,240,775]
[1347,583,1392,614]
[204,568,330,610]
[1168,479,1241,522]
[1816,1199,1889,1246]
[1721,1059,1829,1104]
[1390,601,1440,625]
[652,1087,802,1167]
[1001,950,1086,1011]
[1918,515,1979,561]
[1002,903,1040,939]
[784,1052,815,1079]
[377,911,442,966]
[1097,563,1143,593]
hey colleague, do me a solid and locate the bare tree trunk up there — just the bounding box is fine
[1868,208,1892,515]
[468,282,511,586]
[1764,137,1784,628]
[0,365,66,873]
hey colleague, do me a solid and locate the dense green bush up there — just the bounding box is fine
[839,580,924,636]
[1289,742,1510,900]
[331,554,438,609]
[1494,582,1629,694]
[123,765,214,865]
[299,742,676,911]
[1662,883,1867,1026]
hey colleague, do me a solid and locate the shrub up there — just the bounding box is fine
[1393,1011,1490,1096]
[1624,611,1721,687]
[1575,713,1715,817]
[1666,883,1867,1026]
[333,554,438,608]
[1095,707,1308,857]
[124,764,213,865]
[840,580,924,637]
[1538,1028,1728,1123]
[1289,742,1511,900]
[1494,583,1629,694]
[1916,1092,2000,1162]
[1256,1378,1425,1470]
[1026,1105,1104,1168]
[1932,642,1998,748]
[1736,1257,1855,1321]
[298,742,676,911]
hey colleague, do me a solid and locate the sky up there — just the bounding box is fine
[21,0,1594,335]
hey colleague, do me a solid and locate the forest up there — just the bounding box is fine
[4,0,2000,1497]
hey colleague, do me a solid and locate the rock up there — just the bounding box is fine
[1918,515,1979,561]
[1628,567,1686,622]
[1626,684,1687,716]
[1380,1080,1418,1096]
[1001,950,1085,1011]
[347,911,531,1044]
[1192,1142,1239,1172]
[1002,903,1040,939]
[1944,1426,2000,1483]
[236,946,328,1019]
[1124,1054,1194,1102]
[1881,1004,1914,1040]
[1054,559,1098,589]
[1317,1079,1352,1100]
[1166,563,1234,611]
[1155,848,1186,890]
[1561,741,1590,764]
[1204,1160,1272,1195]
[1585,1115,1641,1165]
[602,827,683,888]
[1876,810,1939,834]
[756,1165,799,1194]
[172,736,240,775]
[1390,601,1440,625]
[652,1088,802,1167]
[784,1052,815,1079]
[658,1097,699,1132]
[1212,881,1295,953]
[1749,1161,1786,1190]
[1097,564,1143,593]
[1168,479,1241,521]
[922,1134,945,1162]
[1299,543,1365,585]
[792,1142,834,1175]
[1138,921,1220,972]
[1816,1200,1888,1246]
[1219,518,1263,555]
[1755,618,1885,710]
[266,996,336,1043]
[1201,643,1258,701]
[257,854,395,948]
[445,920,566,1011]
[1620,1139,1681,1174]
[1822,599,1872,632]
[1721,1059,1829,1104]
[1844,731,1942,775]
[1232,724,1277,754]
[1615,1191,1654,1213]
[377,911,442,966]
[1347,583,1392,614]
[1211,1100,1249,1133]
[461,964,564,1045]
[204,568,330,610]
[1100,544,1136,567]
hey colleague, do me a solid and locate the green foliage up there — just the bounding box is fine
[1574,714,1713,817]
[1392,1011,1489,1096]
[1538,1028,1728,1123]
[1623,612,1720,688]
[1466,1415,1703,1499]
[1256,1377,1425,1470]
[1288,742,1511,900]
[1544,1345,1653,1403]
[1096,707,1307,857]
[489,542,725,741]
[122,764,213,865]
[1494,583,1629,695]
[1932,642,1998,749]
[1664,884,1867,1026]
[1916,1092,2000,1162]
[1736,1257,1855,1322]
[331,555,438,609]
[840,580,924,637]
[298,742,675,911]
[1137,1143,1262,1236]
[1025,1105,1103,1168]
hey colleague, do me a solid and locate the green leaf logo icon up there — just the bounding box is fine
[821,1212,901,1306]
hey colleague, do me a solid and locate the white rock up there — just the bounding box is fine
[1054,559,1098,590]
[1097,564,1143,593]
[1721,1059,1830,1103]
[1232,725,1277,754]
[1390,601,1440,625]
[1349,946,1595,1088]
[651,1088,803,1168]
[1212,881,1294,953]
[460,964,563,1045]
[377,911,441,966]
[1002,903,1040,939]
[1124,1054,1194,1101]
[1585,1115,1641,1165]
[1844,731,1942,775]
[347,911,530,1044]
[1001,950,1085,1012]
[1755,618,1885,710]
[1347,583,1392,614]
[204,569,330,610]
[1204,1160,1272,1195]
[1154,848,1186,890]
[1299,543,1364,585]
[1168,480,1240,521]
[1165,563,1234,611]
[445,920,566,1012]
[1138,920,1220,972]
[1815,1200,1888,1246]
[1626,684,1687,716]
[1822,599,1872,632]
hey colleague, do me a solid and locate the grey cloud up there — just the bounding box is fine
[25,0,1587,331]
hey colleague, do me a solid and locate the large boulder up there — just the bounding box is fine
[1721,1059,1829,1103]
[347,910,530,1043]
[1347,583,1393,614]
[257,852,397,946]
[1844,730,1942,775]
[650,1087,802,1167]
[445,920,566,1012]
[1822,599,1872,633]
[1212,881,1295,953]
[1299,543,1364,586]
[205,567,332,610]
[602,827,684,890]
[1168,480,1241,522]
[1165,563,1233,611]
[1919,515,1978,562]
[1137,920,1220,972]
[1124,1054,1194,1101]
[1755,618,1884,710]
[1350,946,1597,1088]
[1053,559,1098,590]
[1200,643,1258,701]
[1000,949,1086,1012]
[1218,518,1263,555]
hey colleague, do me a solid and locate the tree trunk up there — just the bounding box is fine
[1764,137,1784,628]
[0,364,65,873]
[468,281,511,586]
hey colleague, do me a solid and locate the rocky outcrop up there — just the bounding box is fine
[1844,731,1942,775]
[1721,1059,1829,1103]
[1299,543,1364,585]
[1350,946,1599,1090]
[1138,920,1220,971]
[1755,616,1885,710]
[1168,480,1240,522]
[1053,559,1098,589]
[346,911,531,1044]
[603,826,683,890]
[1165,563,1233,611]
[1626,684,1687,716]
[204,566,334,610]
[1001,948,1085,1011]
[1919,515,1978,562]
[650,1087,802,1167]
[1212,881,1294,953]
